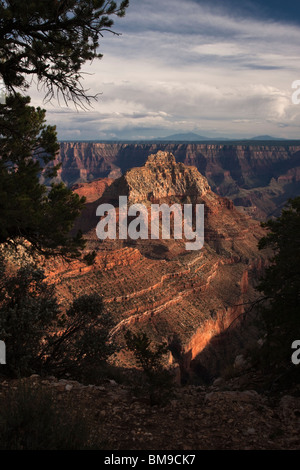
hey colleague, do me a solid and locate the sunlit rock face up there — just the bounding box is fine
[101,150,210,205]
[54,142,300,220]
[46,151,268,380]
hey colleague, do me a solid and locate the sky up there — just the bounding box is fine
[29,0,300,140]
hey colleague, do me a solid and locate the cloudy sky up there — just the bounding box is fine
[30,0,300,140]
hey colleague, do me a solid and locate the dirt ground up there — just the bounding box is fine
[1,372,299,450]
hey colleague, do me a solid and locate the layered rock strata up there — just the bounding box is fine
[53,141,300,220]
[46,151,267,378]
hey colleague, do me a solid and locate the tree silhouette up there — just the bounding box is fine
[0,1,129,258]
[0,0,129,107]
[0,93,86,258]
[256,197,300,375]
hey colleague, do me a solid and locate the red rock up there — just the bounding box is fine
[45,151,268,380]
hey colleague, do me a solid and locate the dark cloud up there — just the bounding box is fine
[187,0,300,26]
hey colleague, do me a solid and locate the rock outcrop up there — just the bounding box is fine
[102,151,210,204]
[45,151,267,381]
[72,177,114,203]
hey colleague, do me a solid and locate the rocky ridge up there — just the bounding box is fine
[45,151,267,379]
[102,151,210,204]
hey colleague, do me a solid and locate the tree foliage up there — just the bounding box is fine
[0,258,115,378]
[125,330,169,374]
[0,0,129,107]
[44,293,116,380]
[256,197,300,370]
[0,383,92,449]
[125,330,174,405]
[0,261,59,375]
[0,1,127,383]
[0,93,86,258]
[0,1,129,257]
[0,1,129,258]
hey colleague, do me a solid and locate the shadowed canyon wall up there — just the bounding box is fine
[52,141,300,220]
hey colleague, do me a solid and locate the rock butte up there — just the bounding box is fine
[51,141,300,221]
[46,151,268,380]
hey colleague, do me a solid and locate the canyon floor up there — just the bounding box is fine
[1,370,299,451]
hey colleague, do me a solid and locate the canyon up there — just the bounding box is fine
[45,150,269,381]
[51,141,300,220]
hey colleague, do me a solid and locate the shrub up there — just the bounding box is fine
[0,259,116,381]
[0,263,59,376]
[125,330,174,406]
[0,382,91,450]
[45,294,116,383]
[255,197,300,382]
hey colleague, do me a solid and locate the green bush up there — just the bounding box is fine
[125,330,174,406]
[0,263,59,376]
[45,293,116,383]
[254,197,300,387]
[0,259,116,381]
[0,382,91,450]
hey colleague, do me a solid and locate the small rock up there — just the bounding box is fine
[213,377,224,386]
[245,428,256,435]
[205,390,262,404]
[51,383,66,392]
[279,395,300,424]
[234,355,247,369]
[58,379,68,384]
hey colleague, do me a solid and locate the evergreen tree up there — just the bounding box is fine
[0,0,129,107]
[0,261,59,376]
[0,257,115,378]
[125,330,174,405]
[0,1,129,258]
[0,93,86,258]
[256,197,300,377]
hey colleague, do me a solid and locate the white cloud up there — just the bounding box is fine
[28,0,300,139]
